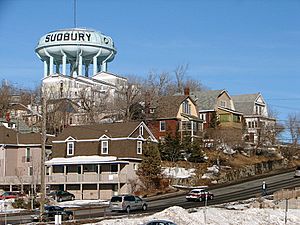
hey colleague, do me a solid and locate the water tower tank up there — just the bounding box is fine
[35,28,117,78]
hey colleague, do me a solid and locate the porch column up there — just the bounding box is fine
[117,164,121,194]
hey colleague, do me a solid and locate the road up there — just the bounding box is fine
[1,170,299,224]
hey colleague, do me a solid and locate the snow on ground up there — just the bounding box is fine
[57,199,109,208]
[162,167,196,179]
[85,198,300,225]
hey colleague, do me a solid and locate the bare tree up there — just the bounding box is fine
[0,80,12,118]
[286,113,300,145]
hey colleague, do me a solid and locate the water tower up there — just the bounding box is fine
[35,28,117,78]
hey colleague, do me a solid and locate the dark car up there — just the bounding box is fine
[185,188,214,201]
[47,190,75,202]
[0,191,26,200]
[109,194,147,213]
[144,220,177,225]
[31,205,74,222]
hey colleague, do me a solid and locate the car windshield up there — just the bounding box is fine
[110,196,122,202]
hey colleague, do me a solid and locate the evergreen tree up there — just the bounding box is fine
[158,134,182,162]
[137,143,162,190]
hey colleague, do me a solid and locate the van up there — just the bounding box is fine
[109,194,147,213]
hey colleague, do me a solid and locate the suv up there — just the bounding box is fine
[109,194,147,213]
[47,190,75,202]
[186,189,214,201]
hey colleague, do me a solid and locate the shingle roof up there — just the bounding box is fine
[0,125,43,145]
[150,95,190,118]
[53,122,141,140]
[191,90,225,111]
[232,93,260,115]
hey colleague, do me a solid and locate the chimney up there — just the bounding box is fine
[184,87,190,96]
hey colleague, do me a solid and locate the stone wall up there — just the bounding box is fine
[218,159,287,183]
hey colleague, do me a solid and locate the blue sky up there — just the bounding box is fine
[0,0,300,139]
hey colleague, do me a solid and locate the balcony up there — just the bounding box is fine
[46,172,128,184]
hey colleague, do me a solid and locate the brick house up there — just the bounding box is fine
[46,121,157,200]
[146,91,202,142]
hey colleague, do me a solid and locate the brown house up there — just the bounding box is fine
[146,92,202,142]
[47,121,157,200]
[0,125,52,193]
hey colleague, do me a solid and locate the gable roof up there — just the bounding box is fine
[53,121,149,141]
[150,95,191,118]
[191,90,225,111]
[232,93,261,115]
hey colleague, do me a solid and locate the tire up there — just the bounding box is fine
[71,196,75,201]
[210,195,214,200]
[142,204,147,211]
[58,197,62,202]
[126,206,130,214]
[198,198,202,202]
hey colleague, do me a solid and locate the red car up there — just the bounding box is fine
[186,189,214,201]
[0,191,25,200]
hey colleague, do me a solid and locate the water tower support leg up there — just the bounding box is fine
[78,55,82,76]
[93,56,98,75]
[49,56,54,75]
[44,61,48,77]
[62,54,67,75]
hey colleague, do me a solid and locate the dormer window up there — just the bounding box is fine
[101,140,109,154]
[67,142,74,156]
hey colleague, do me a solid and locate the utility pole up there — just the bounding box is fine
[40,94,47,220]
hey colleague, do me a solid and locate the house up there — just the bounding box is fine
[232,93,276,144]
[0,125,52,193]
[46,121,157,200]
[146,89,202,142]
[191,90,243,130]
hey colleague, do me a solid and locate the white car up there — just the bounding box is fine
[295,166,300,177]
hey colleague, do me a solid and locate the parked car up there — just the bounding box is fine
[144,220,177,225]
[109,194,147,213]
[0,191,26,200]
[295,165,300,177]
[47,190,75,202]
[31,205,74,222]
[185,188,214,201]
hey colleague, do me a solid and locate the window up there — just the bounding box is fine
[137,141,142,154]
[139,126,144,135]
[220,100,226,108]
[160,121,166,131]
[220,114,230,122]
[200,113,206,122]
[29,166,33,176]
[111,164,118,173]
[26,147,31,162]
[182,100,191,114]
[67,142,74,156]
[133,164,138,171]
[101,140,108,154]
[150,108,155,114]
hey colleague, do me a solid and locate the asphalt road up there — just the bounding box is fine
[1,170,299,224]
